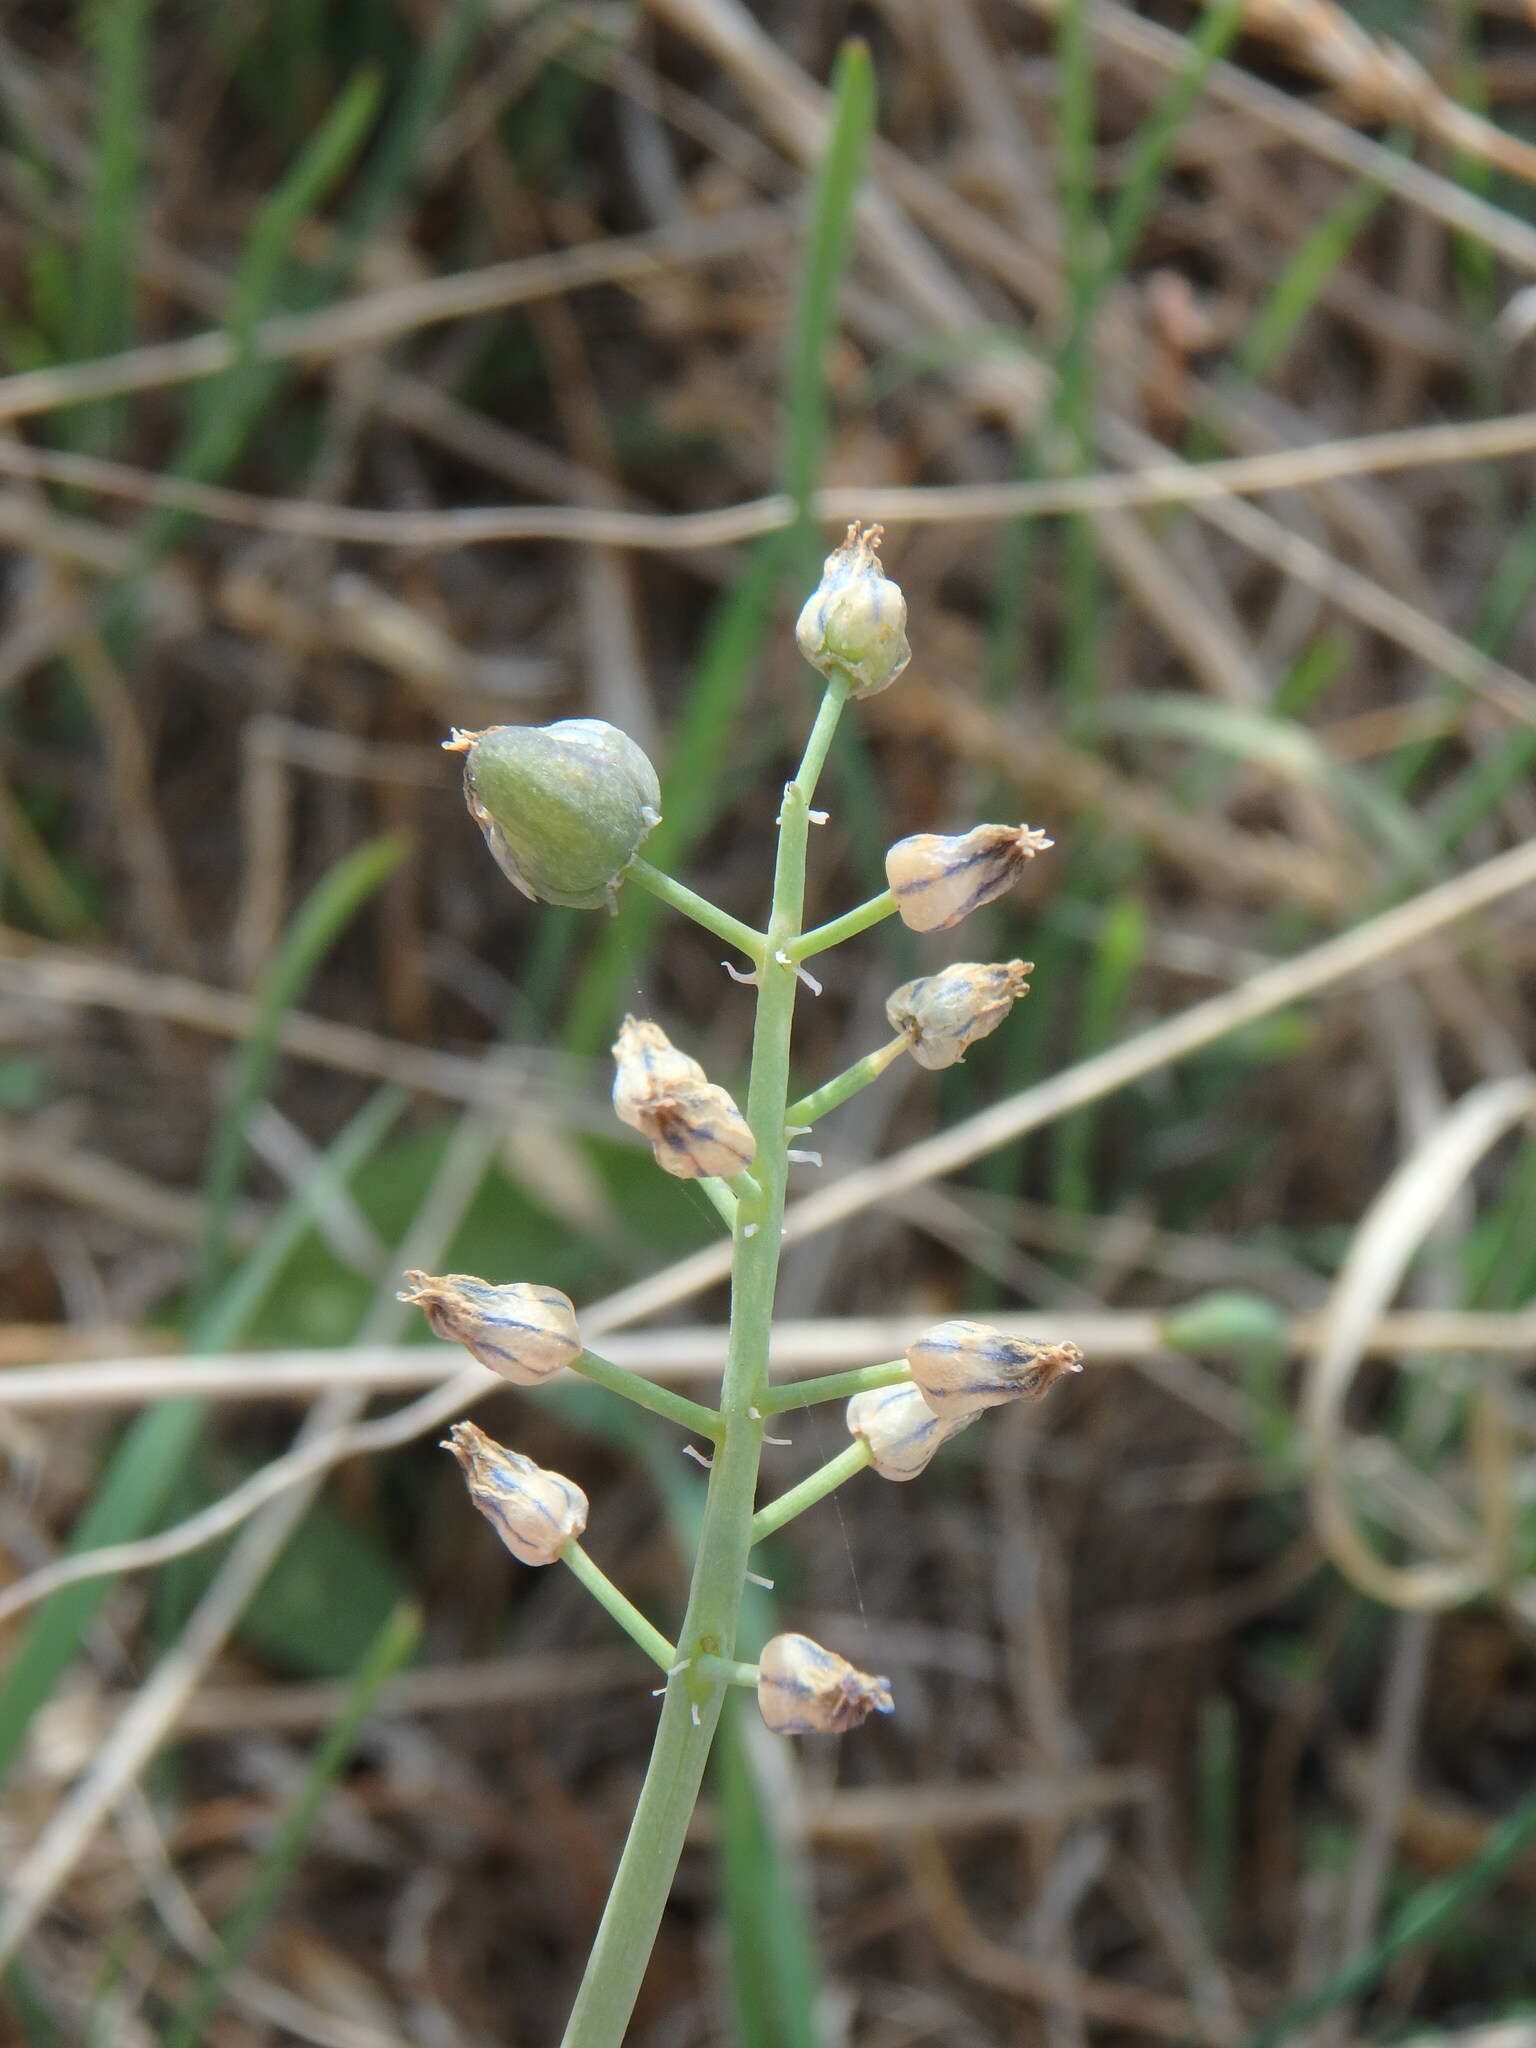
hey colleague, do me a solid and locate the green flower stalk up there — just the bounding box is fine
[407,527,1084,2046]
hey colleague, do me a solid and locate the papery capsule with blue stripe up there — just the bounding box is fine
[756,1632,894,1735]
[399,1271,581,1384]
[846,1380,969,1481]
[442,1420,587,1566]
[906,1319,1083,1423]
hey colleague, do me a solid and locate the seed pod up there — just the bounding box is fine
[447,719,661,911]
[757,1632,894,1735]
[441,1420,587,1566]
[398,1272,580,1385]
[907,1319,1084,1423]
[885,960,1032,1070]
[846,1380,969,1481]
[794,522,911,699]
[885,823,1053,934]
[611,1015,756,1180]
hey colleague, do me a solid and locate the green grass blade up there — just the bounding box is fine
[1234,174,1387,384]
[782,38,875,527]
[1,1960,61,2046]
[0,1078,406,1785]
[338,0,486,253]
[1051,888,1145,1218]
[562,41,876,1056]
[66,0,151,454]
[193,1085,406,1353]
[717,1699,825,2048]
[1243,1777,1536,2048]
[194,833,406,1314]
[158,1602,420,2048]
[0,1407,205,1789]
[1101,695,1438,879]
[1102,0,1247,277]
[135,67,382,563]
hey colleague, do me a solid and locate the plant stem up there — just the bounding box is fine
[695,1653,759,1690]
[790,886,897,959]
[562,1545,676,1671]
[697,1177,738,1229]
[761,1361,909,1416]
[786,1035,908,1128]
[627,857,764,964]
[751,1441,872,1545]
[568,1351,721,1440]
[558,679,848,2048]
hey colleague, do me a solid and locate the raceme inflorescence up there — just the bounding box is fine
[402,522,1082,2046]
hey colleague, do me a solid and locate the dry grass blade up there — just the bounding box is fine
[1234,0,1536,186]
[1303,1076,1536,1611]
[0,205,787,425]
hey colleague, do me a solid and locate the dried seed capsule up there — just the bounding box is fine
[885,960,1032,1070]
[447,718,661,911]
[794,522,910,699]
[611,1014,756,1180]
[885,823,1054,934]
[846,1380,969,1481]
[398,1271,580,1385]
[441,1420,587,1565]
[757,1632,894,1735]
[906,1319,1084,1423]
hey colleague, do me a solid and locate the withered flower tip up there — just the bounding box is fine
[906,1319,1084,1423]
[885,960,1032,1070]
[885,822,1053,934]
[757,1632,894,1735]
[612,1015,756,1181]
[398,1271,581,1385]
[441,1420,587,1566]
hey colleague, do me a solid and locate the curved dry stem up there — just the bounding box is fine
[1302,1075,1536,1612]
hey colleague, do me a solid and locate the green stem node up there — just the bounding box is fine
[751,1440,873,1545]
[695,1653,760,1690]
[790,886,897,959]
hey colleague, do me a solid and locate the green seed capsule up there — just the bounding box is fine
[441,1421,587,1566]
[885,823,1053,933]
[397,1271,581,1385]
[906,1319,1083,1422]
[449,718,661,911]
[794,522,911,698]
[756,1632,894,1735]
[885,960,1032,1070]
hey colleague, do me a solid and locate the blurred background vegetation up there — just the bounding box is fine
[3,0,1536,2042]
